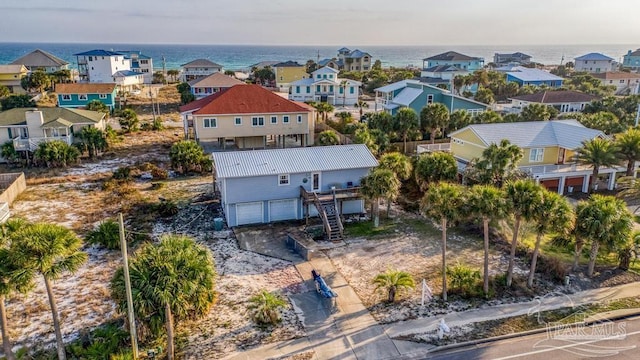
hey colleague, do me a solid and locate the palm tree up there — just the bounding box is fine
[378,152,413,216]
[420,103,450,144]
[1,219,34,360]
[414,152,458,191]
[167,69,180,83]
[355,100,369,119]
[421,182,464,301]
[519,103,553,121]
[111,234,216,360]
[248,289,288,325]
[471,139,523,187]
[615,128,640,176]
[575,138,619,193]
[447,110,472,135]
[76,127,108,159]
[315,102,334,122]
[318,130,340,145]
[393,107,420,154]
[504,180,544,287]
[466,185,506,294]
[372,269,415,302]
[12,223,87,360]
[360,168,401,228]
[574,195,633,277]
[527,191,573,287]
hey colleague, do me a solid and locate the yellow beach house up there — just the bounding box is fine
[0,64,28,94]
[273,61,308,92]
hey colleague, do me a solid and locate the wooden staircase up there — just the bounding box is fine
[312,193,344,242]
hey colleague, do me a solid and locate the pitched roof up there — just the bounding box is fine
[495,52,532,59]
[627,49,640,57]
[116,50,152,60]
[506,67,564,82]
[187,72,245,88]
[0,64,27,74]
[347,50,370,59]
[450,120,605,150]
[390,88,422,106]
[113,70,141,77]
[10,49,69,67]
[574,53,614,61]
[315,66,340,74]
[74,49,123,56]
[338,47,351,52]
[375,80,421,93]
[424,51,481,62]
[55,83,116,94]
[249,61,280,69]
[273,61,303,67]
[0,108,105,127]
[181,59,223,68]
[591,72,640,80]
[423,64,465,72]
[212,144,378,178]
[510,90,599,104]
[179,84,313,115]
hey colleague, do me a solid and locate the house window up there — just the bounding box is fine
[316,85,321,92]
[329,74,333,79]
[88,56,93,61]
[620,79,626,83]
[329,85,334,92]
[99,94,107,99]
[529,148,544,162]
[350,87,354,94]
[296,86,300,93]
[78,94,88,101]
[235,117,242,125]
[339,87,343,94]
[20,128,28,138]
[317,74,321,79]
[271,116,277,124]
[283,116,290,123]
[427,94,434,104]
[203,118,217,128]
[61,94,71,101]
[306,86,310,93]
[278,174,290,186]
[297,115,302,123]
[252,117,265,126]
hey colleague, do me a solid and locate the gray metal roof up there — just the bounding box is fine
[452,120,606,150]
[213,144,378,178]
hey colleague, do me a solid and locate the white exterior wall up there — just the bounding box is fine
[83,55,132,83]
[574,59,613,73]
[137,59,154,83]
[598,77,640,95]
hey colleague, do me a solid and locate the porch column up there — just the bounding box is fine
[558,176,566,195]
[608,172,617,190]
[263,136,266,148]
[534,176,541,185]
[582,174,590,193]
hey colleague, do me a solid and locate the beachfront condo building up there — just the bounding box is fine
[116,50,154,83]
[74,50,145,90]
[288,67,361,107]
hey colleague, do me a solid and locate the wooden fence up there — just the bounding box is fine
[0,172,26,205]
[315,122,352,145]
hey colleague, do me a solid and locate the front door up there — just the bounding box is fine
[311,172,321,192]
[558,148,566,164]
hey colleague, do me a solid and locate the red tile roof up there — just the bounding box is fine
[179,84,312,115]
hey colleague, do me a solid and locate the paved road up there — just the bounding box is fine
[427,316,640,360]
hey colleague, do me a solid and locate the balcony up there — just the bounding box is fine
[13,136,73,152]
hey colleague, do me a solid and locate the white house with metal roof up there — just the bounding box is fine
[573,53,616,73]
[212,144,377,230]
[448,120,628,194]
[289,67,361,106]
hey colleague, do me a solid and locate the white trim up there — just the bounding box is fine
[203,118,217,128]
[268,198,298,222]
[278,173,290,186]
[61,94,71,101]
[252,116,265,127]
[78,94,88,101]
[283,115,290,123]
[311,172,321,191]
[235,201,264,225]
[234,117,242,126]
[270,115,277,124]
[99,94,108,99]
[297,114,302,123]
[529,148,545,163]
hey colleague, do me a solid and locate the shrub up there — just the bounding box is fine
[1,141,19,164]
[118,109,139,132]
[248,289,288,325]
[169,140,211,174]
[537,254,568,282]
[113,166,132,180]
[318,130,340,145]
[86,220,121,250]
[33,140,80,167]
[447,263,481,295]
[151,166,168,180]
[156,200,179,217]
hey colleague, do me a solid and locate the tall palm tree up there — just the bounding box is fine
[420,103,450,144]
[527,191,574,287]
[372,268,415,302]
[574,195,633,277]
[360,168,401,227]
[111,234,216,360]
[393,107,420,154]
[575,138,620,193]
[615,128,640,176]
[378,152,413,216]
[504,180,544,287]
[12,223,87,360]
[465,185,506,294]
[1,219,34,360]
[421,182,464,301]
[355,99,369,119]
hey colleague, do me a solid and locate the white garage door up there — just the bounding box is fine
[269,199,297,222]
[236,202,264,225]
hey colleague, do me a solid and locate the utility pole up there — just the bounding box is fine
[119,213,139,359]
[162,55,167,85]
[149,89,156,122]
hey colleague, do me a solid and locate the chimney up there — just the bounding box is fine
[26,109,44,130]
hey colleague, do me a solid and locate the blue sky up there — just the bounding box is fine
[1,0,639,45]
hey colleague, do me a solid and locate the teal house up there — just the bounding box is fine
[374,80,489,116]
[55,83,117,110]
[623,49,640,70]
[422,51,484,72]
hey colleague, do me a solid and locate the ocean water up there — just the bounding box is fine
[0,43,637,71]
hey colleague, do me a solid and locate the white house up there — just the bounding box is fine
[181,59,223,82]
[574,53,616,73]
[592,72,640,95]
[116,50,154,83]
[74,50,144,89]
[288,67,361,106]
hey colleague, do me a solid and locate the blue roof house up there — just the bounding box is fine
[573,53,615,73]
[374,80,489,117]
[506,67,564,87]
[212,145,378,237]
